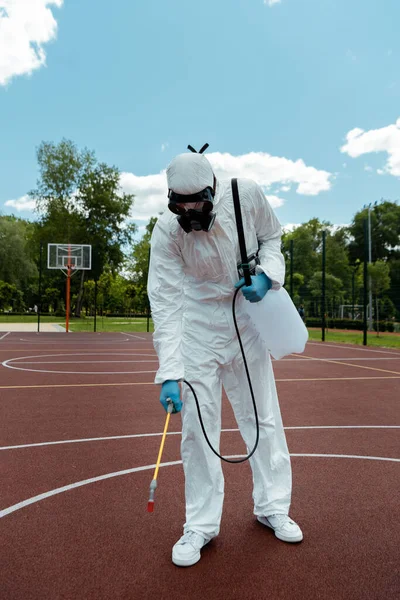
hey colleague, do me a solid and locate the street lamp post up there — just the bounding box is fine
[367,205,373,330]
[321,229,326,342]
[363,218,368,346]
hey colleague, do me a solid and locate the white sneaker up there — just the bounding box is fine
[257,514,303,543]
[172,531,209,567]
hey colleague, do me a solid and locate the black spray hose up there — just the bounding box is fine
[183,283,260,463]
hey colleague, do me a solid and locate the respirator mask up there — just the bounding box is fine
[168,186,216,233]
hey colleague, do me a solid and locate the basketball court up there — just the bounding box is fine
[0,331,399,599]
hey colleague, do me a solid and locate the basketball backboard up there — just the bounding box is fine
[47,244,92,270]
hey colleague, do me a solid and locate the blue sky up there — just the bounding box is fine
[1,0,399,233]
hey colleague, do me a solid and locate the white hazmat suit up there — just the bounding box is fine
[148,153,294,544]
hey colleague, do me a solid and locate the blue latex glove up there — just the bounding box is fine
[234,272,272,303]
[160,380,182,413]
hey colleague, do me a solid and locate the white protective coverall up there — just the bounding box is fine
[148,154,292,541]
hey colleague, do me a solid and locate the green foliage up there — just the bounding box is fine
[368,260,391,296]
[42,287,60,312]
[0,281,24,311]
[378,296,396,320]
[0,216,38,287]
[308,272,343,301]
[387,259,400,316]
[126,217,158,312]
[282,218,325,280]
[285,272,304,295]
[29,139,137,315]
[348,200,400,263]
[283,220,352,296]
[325,228,351,289]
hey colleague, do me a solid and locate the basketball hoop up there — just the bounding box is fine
[48,244,92,332]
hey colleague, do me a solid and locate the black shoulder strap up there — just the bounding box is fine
[231,178,252,286]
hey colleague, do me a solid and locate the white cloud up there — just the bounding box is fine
[364,165,373,172]
[206,151,332,195]
[4,194,36,211]
[161,143,169,152]
[0,0,63,86]
[282,223,349,234]
[120,172,167,221]
[121,151,332,220]
[340,117,400,177]
[282,223,301,232]
[264,0,281,6]
[265,195,285,208]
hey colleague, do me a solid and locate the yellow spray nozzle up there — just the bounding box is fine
[147,399,173,513]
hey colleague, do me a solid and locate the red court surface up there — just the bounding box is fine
[0,332,399,600]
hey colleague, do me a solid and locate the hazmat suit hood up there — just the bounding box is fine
[166,153,215,195]
[166,152,217,233]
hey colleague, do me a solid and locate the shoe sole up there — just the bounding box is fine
[257,516,303,543]
[172,553,201,567]
[172,538,211,567]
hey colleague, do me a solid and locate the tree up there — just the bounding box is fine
[43,287,60,313]
[325,228,352,291]
[282,219,325,281]
[127,217,158,312]
[308,272,344,316]
[388,259,400,318]
[29,139,136,316]
[348,200,400,263]
[0,281,24,311]
[379,296,396,320]
[0,216,38,289]
[282,219,350,282]
[291,273,305,296]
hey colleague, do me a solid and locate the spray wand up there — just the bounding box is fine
[147,399,173,512]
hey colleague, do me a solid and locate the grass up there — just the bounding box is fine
[307,328,400,349]
[0,314,154,333]
[68,317,154,333]
[1,315,399,348]
[0,315,64,323]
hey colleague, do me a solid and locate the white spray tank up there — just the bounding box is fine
[244,286,309,360]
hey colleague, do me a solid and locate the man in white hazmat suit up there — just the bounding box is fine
[148,148,303,568]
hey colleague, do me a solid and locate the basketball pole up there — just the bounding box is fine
[48,244,91,333]
[66,245,71,333]
[66,268,71,333]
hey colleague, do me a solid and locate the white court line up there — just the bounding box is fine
[1,453,399,519]
[2,352,158,375]
[1,426,398,451]
[16,338,136,345]
[14,360,159,365]
[0,332,10,341]
[307,342,400,357]
[12,357,400,365]
[123,332,148,341]
[279,357,400,362]
[2,366,157,375]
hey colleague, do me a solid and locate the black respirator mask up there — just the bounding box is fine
[168,186,216,233]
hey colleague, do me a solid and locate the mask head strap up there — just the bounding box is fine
[187,143,209,154]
